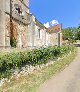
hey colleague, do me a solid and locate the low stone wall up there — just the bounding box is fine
[0,52,71,87]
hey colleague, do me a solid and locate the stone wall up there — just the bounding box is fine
[47,24,62,46]
[46,32,62,46]
[0,0,6,48]
[5,13,29,48]
[0,0,31,48]
[0,0,62,49]
[33,20,47,48]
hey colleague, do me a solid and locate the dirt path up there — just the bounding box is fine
[38,47,80,92]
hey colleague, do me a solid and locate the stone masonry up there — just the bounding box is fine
[0,0,31,48]
[0,0,62,49]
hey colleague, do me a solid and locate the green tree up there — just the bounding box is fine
[76,26,80,40]
[62,27,77,43]
[62,28,73,40]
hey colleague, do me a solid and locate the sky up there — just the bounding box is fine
[30,0,80,28]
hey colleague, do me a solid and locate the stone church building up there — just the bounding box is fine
[0,0,33,48]
[0,0,62,49]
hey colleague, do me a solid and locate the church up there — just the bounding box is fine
[0,0,62,49]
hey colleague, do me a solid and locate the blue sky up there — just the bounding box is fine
[30,0,80,28]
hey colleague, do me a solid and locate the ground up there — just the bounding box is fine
[38,47,80,92]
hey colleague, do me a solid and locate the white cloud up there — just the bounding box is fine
[44,22,50,28]
[44,20,59,28]
[51,20,59,25]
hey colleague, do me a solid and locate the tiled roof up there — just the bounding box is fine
[47,24,62,33]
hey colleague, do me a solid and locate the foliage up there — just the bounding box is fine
[62,27,77,40]
[62,28,72,40]
[62,26,80,41]
[0,45,74,79]
[10,38,17,47]
[75,27,80,40]
[0,45,77,92]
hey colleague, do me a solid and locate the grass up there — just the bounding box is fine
[0,47,77,92]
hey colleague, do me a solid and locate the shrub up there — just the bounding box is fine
[10,38,17,48]
[0,45,75,79]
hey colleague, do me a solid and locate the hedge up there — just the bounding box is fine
[0,45,75,79]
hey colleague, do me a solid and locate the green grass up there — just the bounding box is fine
[0,47,77,92]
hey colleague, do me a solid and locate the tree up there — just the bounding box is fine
[62,27,73,40]
[76,26,80,40]
[62,27,78,43]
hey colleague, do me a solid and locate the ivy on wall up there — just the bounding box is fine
[6,20,18,47]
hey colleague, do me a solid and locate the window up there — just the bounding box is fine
[14,4,22,15]
[38,29,40,39]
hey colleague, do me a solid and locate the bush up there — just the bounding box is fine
[0,45,75,79]
[10,38,17,48]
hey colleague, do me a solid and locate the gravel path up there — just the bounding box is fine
[38,47,80,92]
